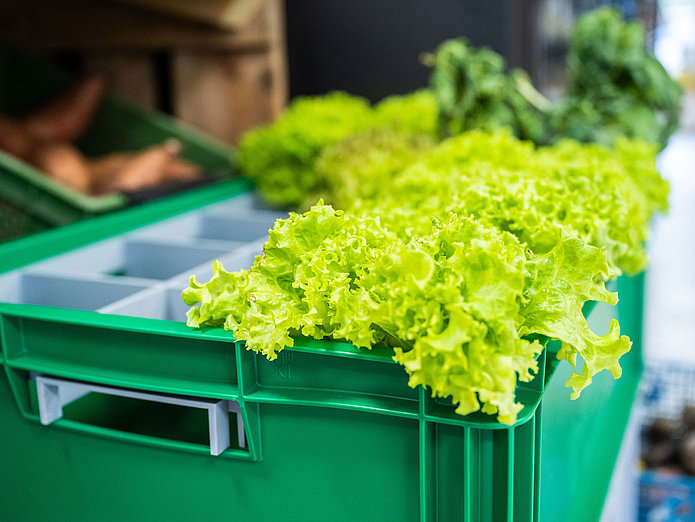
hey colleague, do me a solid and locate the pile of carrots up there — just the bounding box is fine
[0,75,202,195]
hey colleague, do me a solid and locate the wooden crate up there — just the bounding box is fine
[0,0,288,145]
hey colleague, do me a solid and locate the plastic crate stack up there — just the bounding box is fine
[639,363,695,521]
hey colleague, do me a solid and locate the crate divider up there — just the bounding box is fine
[195,214,275,243]
[98,246,262,321]
[0,271,151,311]
[128,212,207,241]
[203,192,285,215]
[27,267,161,288]
[120,238,243,280]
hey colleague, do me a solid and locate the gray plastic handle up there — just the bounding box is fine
[35,374,245,456]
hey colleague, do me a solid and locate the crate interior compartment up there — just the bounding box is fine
[35,238,238,280]
[0,272,149,311]
[99,249,259,322]
[0,194,279,316]
[131,207,280,245]
[205,192,287,213]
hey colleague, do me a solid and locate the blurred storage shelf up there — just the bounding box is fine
[0,0,288,145]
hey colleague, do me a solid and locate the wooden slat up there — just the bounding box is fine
[265,0,288,116]
[0,0,289,145]
[0,0,271,51]
[171,51,276,144]
[119,0,266,31]
[82,53,158,110]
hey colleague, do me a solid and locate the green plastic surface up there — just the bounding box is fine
[540,273,643,522]
[0,193,643,521]
[0,295,642,520]
[0,178,252,274]
[0,45,238,242]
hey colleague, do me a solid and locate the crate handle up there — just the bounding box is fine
[35,374,245,456]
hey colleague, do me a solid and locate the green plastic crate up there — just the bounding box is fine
[0,45,238,242]
[0,190,643,521]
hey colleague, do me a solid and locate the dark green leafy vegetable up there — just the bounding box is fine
[428,38,550,143]
[428,8,682,149]
[552,7,683,149]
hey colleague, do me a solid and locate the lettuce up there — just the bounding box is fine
[308,129,434,210]
[186,128,667,423]
[351,130,666,276]
[238,91,438,208]
[184,200,631,424]
[373,90,439,136]
[237,92,374,208]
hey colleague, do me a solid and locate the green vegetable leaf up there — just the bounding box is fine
[520,234,632,397]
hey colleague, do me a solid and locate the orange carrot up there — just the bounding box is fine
[103,139,182,193]
[31,143,93,193]
[24,75,107,143]
[162,157,203,182]
[0,117,35,160]
[88,152,135,194]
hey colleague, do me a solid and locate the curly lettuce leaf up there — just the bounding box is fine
[238,93,374,207]
[184,201,635,425]
[187,128,668,424]
[308,129,434,210]
[239,90,440,209]
[373,90,439,136]
[351,130,664,275]
[520,235,632,398]
[185,203,550,424]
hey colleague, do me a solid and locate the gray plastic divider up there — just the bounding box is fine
[207,193,285,214]
[36,240,125,275]
[122,239,240,280]
[98,245,261,321]
[98,287,193,323]
[35,237,241,281]
[129,213,207,240]
[0,195,285,316]
[206,207,288,223]
[9,273,149,311]
[197,215,274,243]
[167,243,263,287]
[0,272,23,304]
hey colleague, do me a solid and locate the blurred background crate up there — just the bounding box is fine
[0,0,288,145]
[639,363,695,521]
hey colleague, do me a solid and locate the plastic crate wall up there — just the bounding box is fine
[0,187,646,522]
